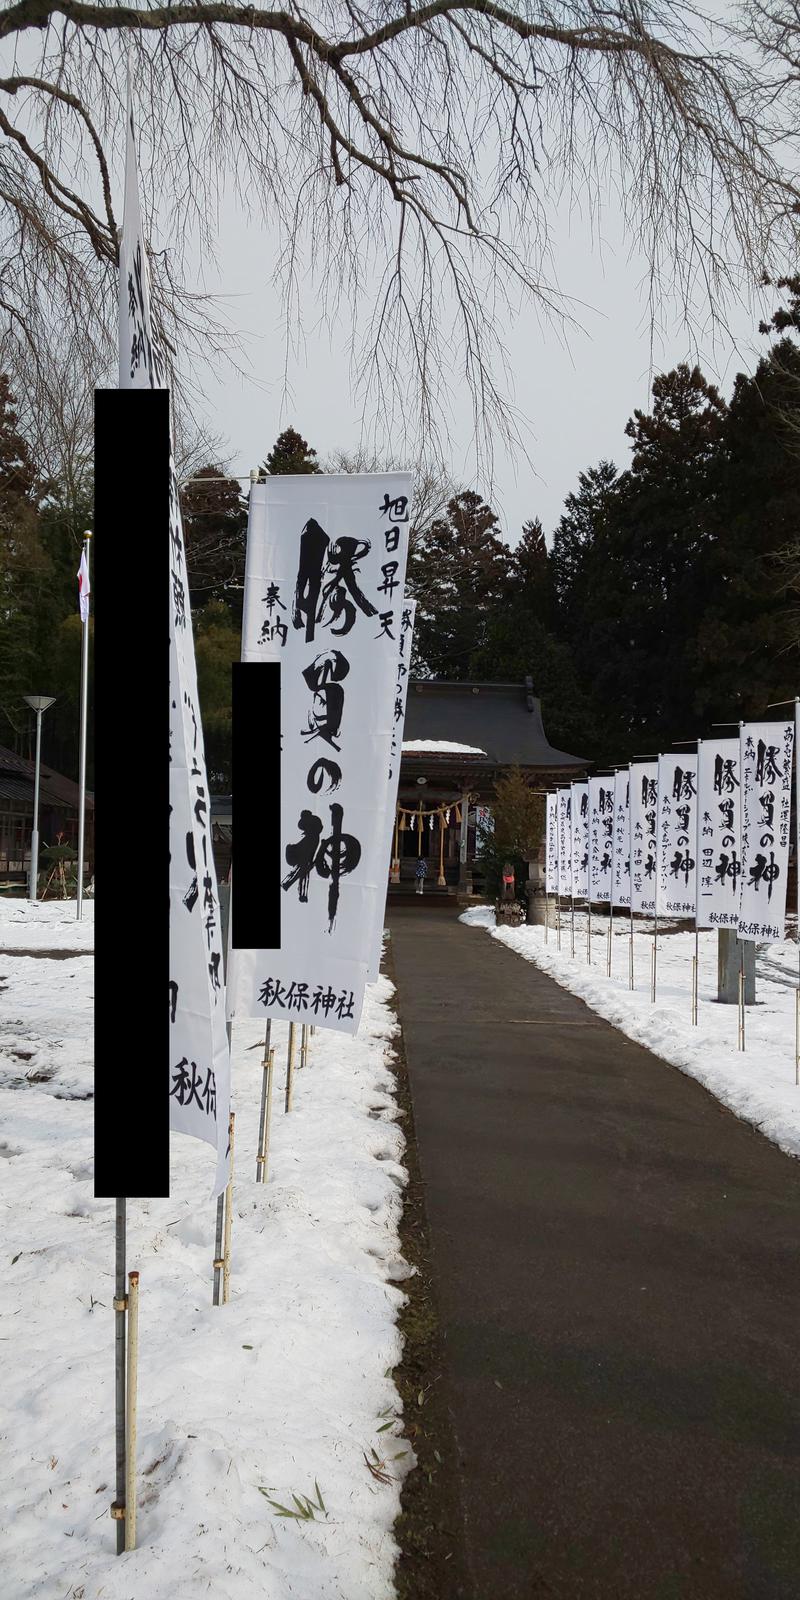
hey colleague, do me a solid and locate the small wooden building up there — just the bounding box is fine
[394,678,585,897]
[0,743,94,883]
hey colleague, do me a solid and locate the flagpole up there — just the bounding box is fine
[77,532,91,920]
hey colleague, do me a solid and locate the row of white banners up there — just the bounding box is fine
[546,719,799,944]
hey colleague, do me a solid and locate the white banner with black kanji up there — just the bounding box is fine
[611,769,631,909]
[570,782,589,900]
[119,73,230,1197]
[655,754,697,920]
[232,473,412,1034]
[630,762,658,917]
[546,792,559,895]
[696,739,741,931]
[366,599,416,984]
[588,777,614,903]
[738,722,794,943]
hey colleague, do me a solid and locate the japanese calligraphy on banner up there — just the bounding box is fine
[118,73,168,392]
[232,473,412,1034]
[738,721,794,943]
[118,77,230,1197]
[588,777,613,903]
[570,782,589,900]
[630,762,658,916]
[366,600,416,984]
[696,739,741,930]
[655,755,697,918]
[557,788,572,898]
[611,770,631,908]
[545,793,559,894]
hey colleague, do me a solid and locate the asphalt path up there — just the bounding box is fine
[387,907,800,1600]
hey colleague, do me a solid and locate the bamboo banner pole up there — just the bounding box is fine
[222,1112,235,1304]
[570,895,575,959]
[112,1198,127,1552]
[651,912,658,1003]
[256,1048,276,1183]
[285,1023,297,1113]
[212,1195,225,1305]
[738,956,746,1051]
[556,895,561,950]
[607,907,613,977]
[587,897,592,965]
[76,531,91,920]
[692,929,699,1026]
[629,906,635,990]
[124,1271,139,1551]
[300,1023,309,1069]
[255,1020,272,1181]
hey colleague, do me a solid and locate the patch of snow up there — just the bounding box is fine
[0,896,413,1599]
[401,740,487,755]
[460,905,800,1160]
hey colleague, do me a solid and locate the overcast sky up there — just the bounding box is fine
[196,184,771,550]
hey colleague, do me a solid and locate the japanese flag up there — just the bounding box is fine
[77,547,90,623]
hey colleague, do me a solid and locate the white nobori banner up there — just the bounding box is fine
[655,754,697,919]
[232,473,412,1034]
[611,770,631,909]
[557,788,572,898]
[738,721,794,943]
[119,75,230,1196]
[546,792,559,894]
[571,782,590,900]
[588,776,614,903]
[630,762,658,916]
[366,599,416,984]
[696,739,741,931]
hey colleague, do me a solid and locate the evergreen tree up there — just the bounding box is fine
[262,428,321,475]
[0,374,49,753]
[693,338,800,716]
[409,489,512,677]
[193,601,242,790]
[181,465,247,615]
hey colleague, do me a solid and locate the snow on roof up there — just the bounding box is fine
[402,739,488,755]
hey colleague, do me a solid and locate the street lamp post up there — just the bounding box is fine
[23,695,56,901]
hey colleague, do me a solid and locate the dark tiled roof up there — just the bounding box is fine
[0,744,94,810]
[402,681,585,769]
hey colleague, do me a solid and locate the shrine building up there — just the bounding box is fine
[392,678,585,899]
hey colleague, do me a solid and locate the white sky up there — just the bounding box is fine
[195,185,771,549]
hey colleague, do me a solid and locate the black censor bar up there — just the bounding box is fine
[93,389,171,1198]
[231,662,281,953]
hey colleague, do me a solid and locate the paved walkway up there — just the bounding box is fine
[388,908,800,1600]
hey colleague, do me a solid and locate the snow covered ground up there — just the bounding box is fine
[0,899,413,1600]
[461,904,800,1160]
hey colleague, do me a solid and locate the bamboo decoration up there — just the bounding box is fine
[222,1112,235,1303]
[437,812,446,886]
[795,985,799,1087]
[285,1023,297,1113]
[124,1271,140,1551]
[300,1023,309,1069]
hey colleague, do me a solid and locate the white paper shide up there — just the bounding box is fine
[738,722,794,943]
[234,475,411,1034]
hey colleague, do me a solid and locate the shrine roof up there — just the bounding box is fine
[0,744,94,811]
[401,681,585,771]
